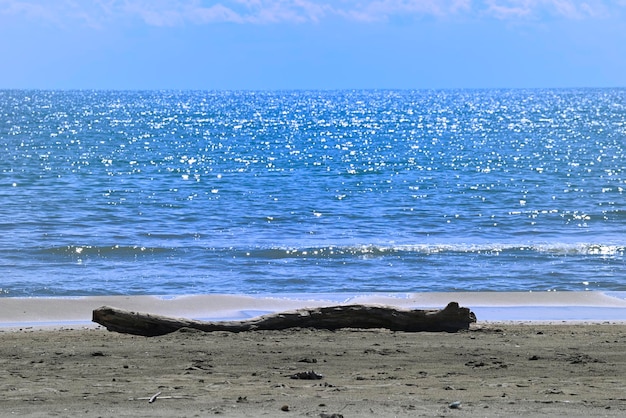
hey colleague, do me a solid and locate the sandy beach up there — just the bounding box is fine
[1,293,626,417]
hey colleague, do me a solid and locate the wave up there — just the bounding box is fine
[35,242,626,262]
[39,245,175,257]
[240,243,626,259]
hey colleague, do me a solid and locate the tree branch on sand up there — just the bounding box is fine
[92,302,477,337]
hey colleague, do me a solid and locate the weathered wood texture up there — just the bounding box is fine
[92,302,476,337]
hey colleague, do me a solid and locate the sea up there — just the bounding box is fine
[1,89,625,297]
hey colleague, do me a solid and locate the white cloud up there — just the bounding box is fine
[483,0,613,20]
[190,4,247,24]
[0,0,60,23]
[0,0,623,26]
[337,0,472,22]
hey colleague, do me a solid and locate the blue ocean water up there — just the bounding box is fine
[1,89,625,297]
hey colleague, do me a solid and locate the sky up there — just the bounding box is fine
[1,0,625,90]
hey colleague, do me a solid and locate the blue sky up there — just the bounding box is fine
[1,0,625,89]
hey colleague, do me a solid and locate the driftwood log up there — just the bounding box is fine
[92,302,476,337]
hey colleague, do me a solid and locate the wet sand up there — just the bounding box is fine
[3,291,626,327]
[1,293,625,417]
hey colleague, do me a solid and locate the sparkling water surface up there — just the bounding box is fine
[1,89,625,296]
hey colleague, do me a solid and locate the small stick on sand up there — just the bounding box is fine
[148,391,161,404]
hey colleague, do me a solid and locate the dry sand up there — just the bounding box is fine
[1,293,626,417]
[1,321,626,417]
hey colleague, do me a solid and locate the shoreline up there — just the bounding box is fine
[2,291,626,330]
